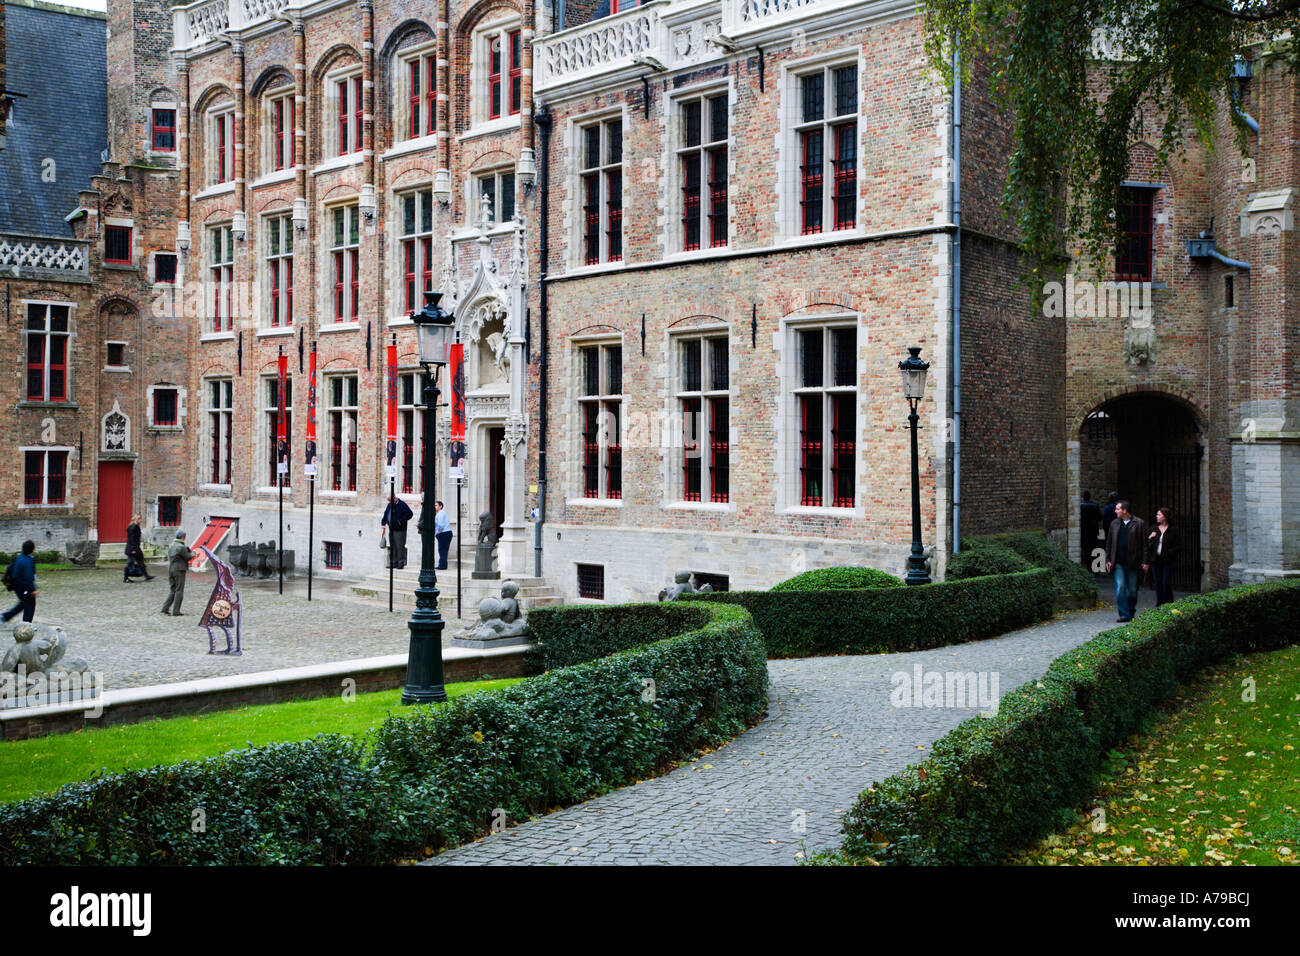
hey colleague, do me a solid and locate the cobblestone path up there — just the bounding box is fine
[16,568,465,689]
[427,602,1120,865]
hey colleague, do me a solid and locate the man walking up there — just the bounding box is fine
[434,500,453,570]
[2,540,39,624]
[381,495,414,569]
[161,530,191,616]
[1105,500,1148,622]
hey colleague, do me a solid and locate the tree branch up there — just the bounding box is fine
[1180,0,1300,23]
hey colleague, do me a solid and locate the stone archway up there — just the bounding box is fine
[1074,392,1207,592]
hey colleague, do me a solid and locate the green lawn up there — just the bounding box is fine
[1016,644,1300,865]
[0,678,521,803]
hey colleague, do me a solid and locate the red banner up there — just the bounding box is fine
[305,346,318,475]
[385,339,399,474]
[450,343,466,441]
[277,351,288,442]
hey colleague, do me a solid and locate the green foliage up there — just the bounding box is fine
[770,566,904,592]
[834,579,1300,866]
[525,602,714,671]
[953,532,1098,610]
[922,0,1265,279]
[0,603,768,864]
[0,550,63,566]
[690,569,1054,658]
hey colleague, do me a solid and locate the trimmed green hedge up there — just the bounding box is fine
[771,566,904,592]
[951,532,1097,610]
[831,579,1300,865]
[525,601,715,671]
[688,569,1054,658]
[0,602,767,864]
[0,550,63,566]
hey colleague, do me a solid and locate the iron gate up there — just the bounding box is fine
[1147,449,1203,592]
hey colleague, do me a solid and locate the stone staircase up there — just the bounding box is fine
[95,542,164,569]
[351,559,562,614]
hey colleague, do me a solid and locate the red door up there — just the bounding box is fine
[97,461,133,543]
[488,427,505,539]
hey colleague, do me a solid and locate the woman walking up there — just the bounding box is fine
[124,514,154,583]
[1146,507,1180,607]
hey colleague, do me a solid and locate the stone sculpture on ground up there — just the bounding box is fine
[65,540,100,568]
[0,623,95,704]
[453,581,529,648]
[658,570,712,602]
[472,510,500,579]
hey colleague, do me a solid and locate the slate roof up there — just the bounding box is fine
[1,2,107,239]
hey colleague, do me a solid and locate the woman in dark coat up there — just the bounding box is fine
[124,514,155,583]
[1146,507,1180,606]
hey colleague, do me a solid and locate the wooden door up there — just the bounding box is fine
[97,461,133,543]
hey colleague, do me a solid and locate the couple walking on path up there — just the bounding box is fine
[1104,500,1181,621]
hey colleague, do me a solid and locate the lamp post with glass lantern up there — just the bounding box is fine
[899,346,931,586]
[401,291,456,704]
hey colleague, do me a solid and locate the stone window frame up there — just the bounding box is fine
[775,47,866,247]
[257,372,293,494]
[323,200,362,327]
[467,13,524,136]
[664,78,734,258]
[104,340,130,373]
[206,100,236,186]
[151,250,179,286]
[468,163,517,228]
[22,299,76,406]
[570,108,625,270]
[201,376,234,493]
[206,222,235,336]
[103,220,135,267]
[775,312,865,516]
[325,64,365,161]
[323,371,360,495]
[391,182,436,319]
[396,39,438,146]
[397,368,429,498]
[148,88,179,162]
[567,335,624,505]
[146,383,187,432]
[262,210,296,331]
[664,324,735,511]
[1115,180,1166,285]
[19,446,74,509]
[262,82,298,177]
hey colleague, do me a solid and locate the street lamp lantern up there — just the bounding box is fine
[412,290,456,366]
[898,346,932,586]
[401,289,455,705]
[898,346,929,401]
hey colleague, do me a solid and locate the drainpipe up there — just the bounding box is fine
[534,105,552,578]
[950,40,963,555]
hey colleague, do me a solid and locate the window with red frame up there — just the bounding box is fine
[796,64,858,236]
[151,108,176,151]
[399,188,434,313]
[211,109,233,183]
[328,374,358,492]
[23,449,68,505]
[577,343,622,499]
[679,93,728,251]
[269,91,295,171]
[25,303,70,403]
[330,205,360,322]
[676,334,729,503]
[104,226,131,265]
[324,541,343,569]
[154,253,177,284]
[794,325,857,507]
[406,52,436,140]
[209,225,234,333]
[208,378,233,485]
[266,214,294,327]
[158,496,182,527]
[579,118,622,265]
[399,371,426,495]
[336,75,363,156]
[152,387,178,427]
[576,563,604,599]
[1115,185,1156,282]
[487,29,522,120]
[264,375,292,489]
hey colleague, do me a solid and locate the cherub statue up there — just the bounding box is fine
[658,570,712,602]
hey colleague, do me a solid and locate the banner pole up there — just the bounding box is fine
[388,476,395,613]
[308,476,315,601]
[457,477,462,619]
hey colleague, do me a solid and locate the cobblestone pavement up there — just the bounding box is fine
[427,600,1123,866]
[9,568,466,689]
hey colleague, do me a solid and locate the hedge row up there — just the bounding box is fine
[949,532,1098,611]
[0,550,63,566]
[770,566,904,592]
[687,569,1055,658]
[0,603,767,865]
[832,579,1300,865]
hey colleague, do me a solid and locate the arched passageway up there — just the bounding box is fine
[1079,394,1204,592]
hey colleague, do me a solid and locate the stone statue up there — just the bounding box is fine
[1123,318,1156,366]
[472,510,500,580]
[658,570,713,602]
[1,623,94,702]
[454,581,529,647]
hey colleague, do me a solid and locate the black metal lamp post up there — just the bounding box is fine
[899,346,931,586]
[401,290,456,705]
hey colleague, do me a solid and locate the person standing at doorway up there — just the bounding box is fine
[1105,500,1148,622]
[435,501,453,570]
[2,541,38,624]
[381,496,414,570]
[1080,491,1101,565]
[1146,507,1181,607]
[1101,492,1119,530]
[123,514,154,583]
[160,530,190,616]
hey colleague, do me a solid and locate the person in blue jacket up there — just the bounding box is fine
[2,540,38,624]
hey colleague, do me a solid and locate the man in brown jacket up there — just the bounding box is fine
[1105,500,1149,622]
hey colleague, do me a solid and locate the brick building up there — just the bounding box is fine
[0,0,186,555]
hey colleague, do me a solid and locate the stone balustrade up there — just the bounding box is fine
[0,235,90,279]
